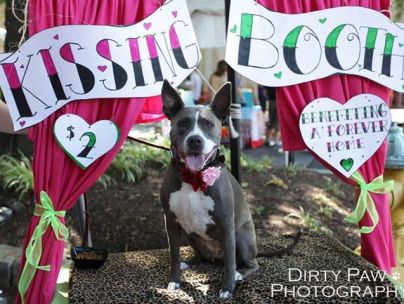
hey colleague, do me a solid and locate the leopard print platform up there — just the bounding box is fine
[69,232,403,303]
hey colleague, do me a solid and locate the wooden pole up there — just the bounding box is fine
[224,0,241,181]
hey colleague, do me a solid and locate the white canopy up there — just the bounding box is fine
[188,0,224,15]
[188,0,226,49]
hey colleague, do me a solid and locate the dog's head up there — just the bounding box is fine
[161,79,231,171]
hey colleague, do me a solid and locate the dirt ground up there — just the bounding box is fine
[0,163,359,252]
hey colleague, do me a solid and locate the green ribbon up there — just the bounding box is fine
[345,171,394,234]
[18,191,69,304]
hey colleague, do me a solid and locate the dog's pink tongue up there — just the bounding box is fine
[185,155,205,171]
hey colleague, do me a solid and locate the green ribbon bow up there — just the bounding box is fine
[345,171,394,234]
[18,191,69,304]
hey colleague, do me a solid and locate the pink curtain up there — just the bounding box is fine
[16,1,164,303]
[260,0,395,272]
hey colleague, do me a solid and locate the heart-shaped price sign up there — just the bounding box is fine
[54,114,120,169]
[299,94,391,177]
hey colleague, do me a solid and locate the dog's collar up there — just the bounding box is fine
[171,147,225,192]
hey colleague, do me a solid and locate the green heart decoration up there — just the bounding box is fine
[274,71,283,79]
[54,114,120,169]
[230,24,237,33]
[340,158,354,172]
[319,18,327,24]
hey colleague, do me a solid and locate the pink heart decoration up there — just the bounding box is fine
[172,11,178,18]
[97,65,107,72]
[143,22,152,30]
[53,34,59,40]
[19,121,26,127]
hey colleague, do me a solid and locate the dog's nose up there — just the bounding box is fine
[187,135,203,151]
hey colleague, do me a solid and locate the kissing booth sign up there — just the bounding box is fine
[228,0,397,275]
[14,0,199,303]
[226,0,404,92]
[0,0,200,131]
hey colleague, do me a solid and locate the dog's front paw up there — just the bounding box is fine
[167,281,180,291]
[219,289,233,300]
[235,271,243,281]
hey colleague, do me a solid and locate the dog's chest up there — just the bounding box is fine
[169,183,215,240]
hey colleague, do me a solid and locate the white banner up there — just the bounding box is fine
[226,0,404,92]
[0,0,201,130]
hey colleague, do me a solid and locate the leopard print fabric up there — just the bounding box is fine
[69,232,403,303]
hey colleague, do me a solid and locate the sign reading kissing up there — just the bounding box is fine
[226,0,404,92]
[0,0,200,130]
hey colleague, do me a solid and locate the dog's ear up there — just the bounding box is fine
[210,82,232,123]
[161,80,184,120]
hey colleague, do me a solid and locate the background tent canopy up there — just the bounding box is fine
[188,0,225,80]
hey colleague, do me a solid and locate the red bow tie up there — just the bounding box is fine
[179,167,208,192]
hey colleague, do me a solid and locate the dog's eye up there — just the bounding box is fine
[178,119,189,128]
[206,121,214,128]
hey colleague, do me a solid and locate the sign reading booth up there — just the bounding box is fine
[226,0,404,91]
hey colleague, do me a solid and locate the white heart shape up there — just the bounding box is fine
[54,114,120,169]
[299,94,391,177]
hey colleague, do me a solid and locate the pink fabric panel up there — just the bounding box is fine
[17,1,162,303]
[259,0,395,272]
[136,95,167,124]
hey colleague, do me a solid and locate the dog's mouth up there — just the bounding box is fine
[183,148,216,172]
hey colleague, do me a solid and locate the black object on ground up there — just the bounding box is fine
[71,247,108,269]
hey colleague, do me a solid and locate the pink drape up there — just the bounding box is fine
[17,1,163,303]
[260,0,395,272]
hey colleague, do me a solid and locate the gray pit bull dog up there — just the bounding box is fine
[160,80,258,299]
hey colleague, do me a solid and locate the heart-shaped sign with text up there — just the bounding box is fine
[54,114,120,169]
[299,94,391,177]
